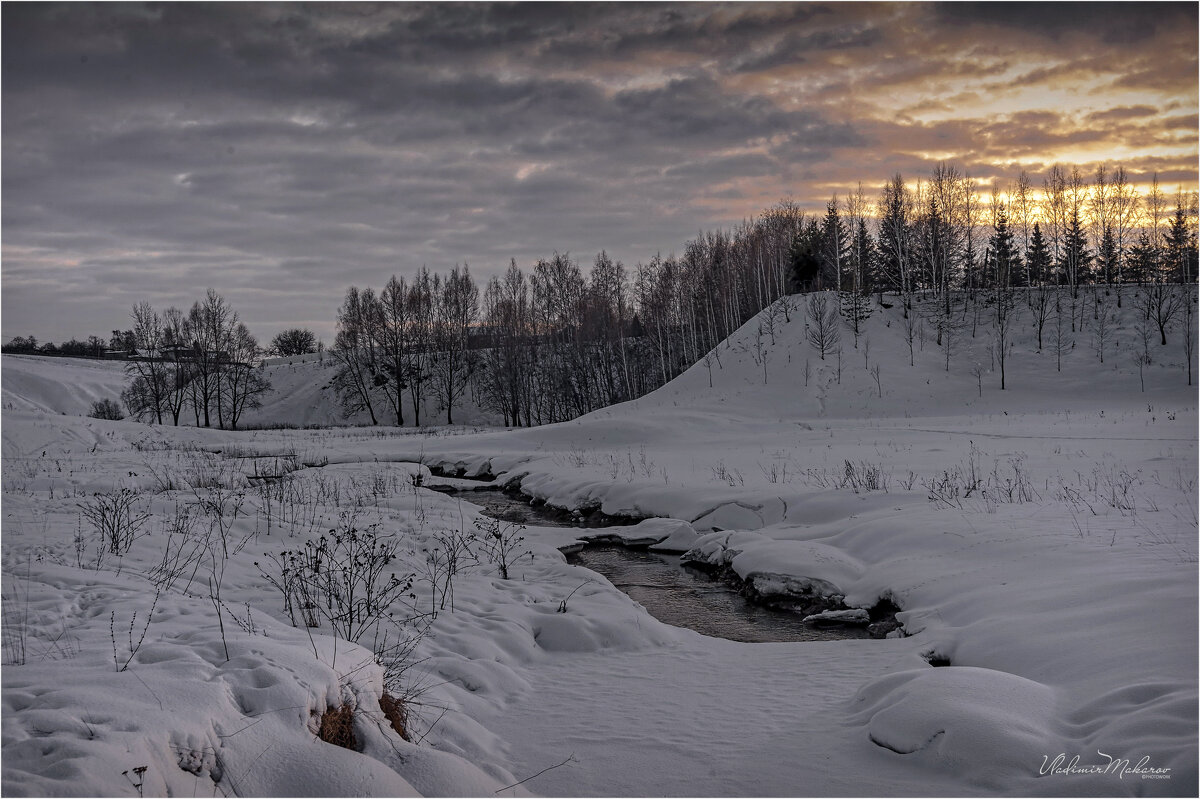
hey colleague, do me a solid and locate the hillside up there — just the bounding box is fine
[0,352,493,428]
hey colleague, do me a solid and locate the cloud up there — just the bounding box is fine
[1086,105,1159,123]
[2,2,1195,343]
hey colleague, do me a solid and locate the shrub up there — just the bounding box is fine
[79,488,150,555]
[89,398,125,420]
[472,516,530,580]
[256,511,417,642]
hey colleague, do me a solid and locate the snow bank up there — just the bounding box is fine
[853,666,1059,791]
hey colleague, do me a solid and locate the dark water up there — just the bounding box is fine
[427,486,624,527]
[567,546,872,643]
[433,482,874,642]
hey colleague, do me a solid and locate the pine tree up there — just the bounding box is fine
[1097,226,1118,285]
[876,174,913,297]
[1127,231,1156,284]
[988,208,1018,288]
[1059,208,1092,290]
[840,218,876,348]
[1165,206,1196,283]
[1026,222,1051,286]
[821,199,849,292]
[789,223,822,292]
[854,218,878,295]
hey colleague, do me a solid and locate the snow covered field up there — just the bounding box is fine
[3,291,1196,796]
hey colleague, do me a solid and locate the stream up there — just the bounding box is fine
[430,483,876,643]
[566,545,872,643]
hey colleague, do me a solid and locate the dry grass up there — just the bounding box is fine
[378,692,409,741]
[315,703,358,751]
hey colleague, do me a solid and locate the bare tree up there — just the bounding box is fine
[270,328,317,356]
[1028,286,1052,351]
[901,302,919,365]
[1012,170,1034,285]
[161,306,193,425]
[1092,297,1115,364]
[479,260,533,427]
[125,302,168,424]
[1140,281,1183,346]
[1182,286,1195,386]
[1049,289,1073,372]
[969,361,984,397]
[805,293,841,361]
[221,323,271,429]
[406,269,437,426]
[331,286,380,425]
[187,300,215,426]
[994,287,1018,389]
[203,289,240,428]
[378,275,410,426]
[181,289,238,428]
[1147,174,1169,275]
[1088,165,1112,281]
[432,264,478,424]
[940,302,961,372]
[1110,166,1139,304]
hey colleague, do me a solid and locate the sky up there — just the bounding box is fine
[2,2,1197,345]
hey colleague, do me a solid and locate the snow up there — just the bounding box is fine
[804,609,870,624]
[1,355,128,416]
[3,289,1197,796]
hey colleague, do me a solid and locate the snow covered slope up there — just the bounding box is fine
[0,352,494,428]
[1,355,128,416]
[2,288,1196,796]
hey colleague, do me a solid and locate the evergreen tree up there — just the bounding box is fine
[988,208,1018,288]
[853,218,878,294]
[788,221,823,292]
[1059,208,1092,289]
[1127,231,1156,284]
[821,198,849,291]
[876,174,913,296]
[1097,226,1118,285]
[1026,222,1051,285]
[1165,206,1197,283]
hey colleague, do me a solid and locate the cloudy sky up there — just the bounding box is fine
[3,2,1196,344]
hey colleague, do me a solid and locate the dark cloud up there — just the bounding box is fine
[1086,105,1159,123]
[934,2,1194,44]
[2,2,1195,343]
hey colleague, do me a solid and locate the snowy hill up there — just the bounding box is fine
[1,355,129,416]
[616,287,1195,422]
[0,352,495,428]
[1,287,1196,796]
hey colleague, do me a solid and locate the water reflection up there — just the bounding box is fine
[567,546,872,643]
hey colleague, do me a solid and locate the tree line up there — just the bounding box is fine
[331,163,1196,426]
[329,214,801,428]
[118,290,272,429]
[6,161,1197,428]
